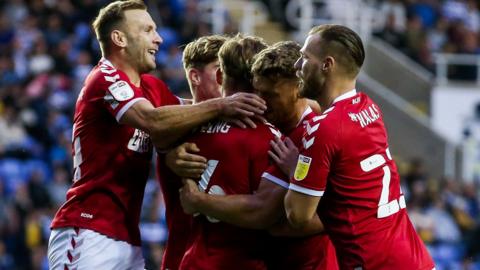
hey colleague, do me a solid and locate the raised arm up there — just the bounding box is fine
[179,178,286,229]
[121,93,266,149]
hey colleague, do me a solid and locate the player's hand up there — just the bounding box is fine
[165,143,207,178]
[269,136,299,178]
[179,178,202,215]
[220,93,267,129]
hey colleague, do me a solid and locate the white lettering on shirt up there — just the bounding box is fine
[200,122,231,134]
[348,104,380,128]
[127,129,151,153]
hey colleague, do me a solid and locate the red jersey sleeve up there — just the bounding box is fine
[90,65,147,122]
[262,164,289,189]
[289,116,338,196]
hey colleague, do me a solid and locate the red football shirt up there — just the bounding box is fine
[156,157,192,270]
[51,59,179,246]
[262,106,338,270]
[179,121,280,270]
[289,90,434,270]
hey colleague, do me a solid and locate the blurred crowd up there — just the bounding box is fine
[373,0,480,80]
[401,158,480,269]
[0,0,479,269]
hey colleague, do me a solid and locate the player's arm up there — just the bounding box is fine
[268,213,324,237]
[284,189,321,228]
[179,178,286,229]
[165,142,207,178]
[120,93,266,149]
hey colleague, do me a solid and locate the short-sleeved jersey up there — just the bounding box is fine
[262,106,338,270]
[156,157,192,270]
[290,90,434,270]
[179,121,280,270]
[51,58,179,246]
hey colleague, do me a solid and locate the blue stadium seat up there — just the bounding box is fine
[23,159,52,183]
[0,158,28,194]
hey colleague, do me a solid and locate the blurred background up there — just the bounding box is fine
[0,0,479,269]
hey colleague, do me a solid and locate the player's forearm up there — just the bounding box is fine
[284,190,318,228]
[148,99,223,149]
[194,194,277,229]
[269,214,324,237]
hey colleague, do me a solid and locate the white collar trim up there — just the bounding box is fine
[332,89,357,104]
[296,106,313,127]
[100,57,114,68]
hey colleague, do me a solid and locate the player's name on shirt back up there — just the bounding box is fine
[199,121,231,134]
[347,102,381,128]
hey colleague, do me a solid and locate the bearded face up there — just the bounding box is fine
[297,62,325,100]
[295,35,326,100]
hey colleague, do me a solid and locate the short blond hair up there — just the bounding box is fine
[251,41,301,81]
[218,34,268,90]
[183,35,227,70]
[92,0,146,55]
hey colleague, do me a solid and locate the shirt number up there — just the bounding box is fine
[198,160,225,223]
[360,151,406,218]
[73,136,82,182]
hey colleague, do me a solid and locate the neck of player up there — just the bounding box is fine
[287,98,309,133]
[107,54,142,87]
[318,75,356,110]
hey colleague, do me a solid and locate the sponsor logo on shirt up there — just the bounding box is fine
[80,212,93,219]
[294,154,312,181]
[108,80,134,101]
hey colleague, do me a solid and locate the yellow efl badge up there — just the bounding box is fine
[294,154,312,181]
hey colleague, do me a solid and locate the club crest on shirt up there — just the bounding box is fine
[294,154,312,181]
[108,80,134,101]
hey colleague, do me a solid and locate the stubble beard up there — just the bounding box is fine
[298,79,318,100]
[126,42,154,75]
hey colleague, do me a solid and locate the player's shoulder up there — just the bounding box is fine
[141,74,168,89]
[341,92,383,129]
[258,121,282,139]
[315,91,377,127]
[86,59,130,89]
[309,104,340,133]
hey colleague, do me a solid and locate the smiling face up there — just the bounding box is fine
[122,9,162,74]
[294,34,326,100]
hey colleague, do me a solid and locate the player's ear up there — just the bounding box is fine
[216,68,223,85]
[323,56,335,72]
[111,30,127,48]
[188,68,201,86]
